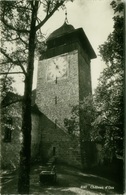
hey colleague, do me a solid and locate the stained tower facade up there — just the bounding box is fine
[36,22,96,130]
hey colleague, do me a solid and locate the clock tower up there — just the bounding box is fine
[36,21,96,129]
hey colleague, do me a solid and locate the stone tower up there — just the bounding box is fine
[36,21,96,129]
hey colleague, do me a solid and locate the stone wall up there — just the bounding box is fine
[1,102,41,169]
[39,113,82,167]
[36,41,94,168]
[36,50,79,128]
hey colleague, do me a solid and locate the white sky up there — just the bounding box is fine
[13,0,114,94]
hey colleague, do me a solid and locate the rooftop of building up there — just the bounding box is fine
[47,21,75,41]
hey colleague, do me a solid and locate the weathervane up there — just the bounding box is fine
[64,6,68,24]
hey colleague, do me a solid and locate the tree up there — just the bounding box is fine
[64,95,97,168]
[0,0,73,193]
[92,0,124,161]
[64,0,124,164]
[64,95,96,137]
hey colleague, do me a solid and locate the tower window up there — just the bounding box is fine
[53,147,56,156]
[55,96,57,105]
[3,117,12,142]
[4,127,12,142]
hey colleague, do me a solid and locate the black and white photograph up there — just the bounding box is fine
[0,0,125,194]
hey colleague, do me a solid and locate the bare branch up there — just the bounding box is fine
[1,37,19,42]
[0,63,13,93]
[18,34,28,47]
[0,61,11,65]
[0,48,27,76]
[37,17,42,24]
[46,0,51,16]
[0,72,24,75]
[1,98,23,108]
[14,5,32,11]
[35,1,64,31]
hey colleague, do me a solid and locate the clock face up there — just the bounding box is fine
[47,56,68,81]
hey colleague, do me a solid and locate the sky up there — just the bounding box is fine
[13,0,114,94]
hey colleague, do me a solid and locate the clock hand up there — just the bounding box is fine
[53,61,57,68]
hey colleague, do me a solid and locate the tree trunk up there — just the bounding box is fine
[18,1,39,194]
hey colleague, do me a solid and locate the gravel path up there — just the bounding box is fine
[1,164,122,195]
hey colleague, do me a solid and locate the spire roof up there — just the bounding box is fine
[47,22,75,41]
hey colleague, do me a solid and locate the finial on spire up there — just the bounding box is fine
[64,7,68,24]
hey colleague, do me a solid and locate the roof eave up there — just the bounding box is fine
[77,28,97,59]
[46,27,97,60]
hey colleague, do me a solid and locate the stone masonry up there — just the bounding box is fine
[36,50,79,128]
[35,22,96,168]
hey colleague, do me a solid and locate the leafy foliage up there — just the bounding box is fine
[64,95,97,168]
[64,105,79,135]
[92,0,124,160]
[64,95,96,139]
[64,0,124,162]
